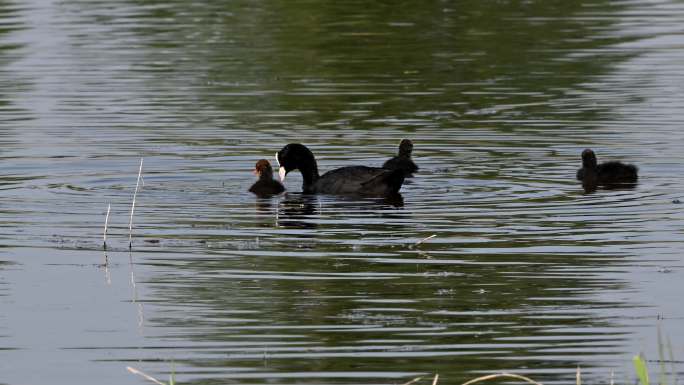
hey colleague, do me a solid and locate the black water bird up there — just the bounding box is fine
[276,143,405,196]
[382,139,418,177]
[576,149,638,191]
[249,159,285,197]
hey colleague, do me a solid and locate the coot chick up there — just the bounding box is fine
[382,139,418,177]
[576,149,638,190]
[249,159,285,197]
[276,143,405,196]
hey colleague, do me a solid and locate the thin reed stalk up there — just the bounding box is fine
[126,366,166,385]
[577,366,581,385]
[460,373,544,385]
[128,158,143,249]
[103,203,111,249]
[400,377,423,385]
[399,374,439,385]
[414,234,436,247]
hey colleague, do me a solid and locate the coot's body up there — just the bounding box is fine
[277,143,404,196]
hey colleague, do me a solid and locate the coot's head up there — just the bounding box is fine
[276,143,317,182]
[398,139,413,156]
[581,148,597,168]
[253,159,273,178]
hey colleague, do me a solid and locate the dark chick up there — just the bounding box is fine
[382,139,418,177]
[576,149,638,191]
[249,159,285,197]
[276,143,404,196]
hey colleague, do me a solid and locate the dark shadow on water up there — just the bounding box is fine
[253,193,404,231]
[317,193,405,208]
[582,182,638,194]
[272,193,404,229]
[276,193,319,229]
[253,196,279,213]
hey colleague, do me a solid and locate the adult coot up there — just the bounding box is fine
[576,149,638,191]
[382,139,418,177]
[249,159,285,197]
[276,143,404,196]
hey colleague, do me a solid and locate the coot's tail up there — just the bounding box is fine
[362,168,405,196]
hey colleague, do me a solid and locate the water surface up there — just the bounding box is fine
[1,1,684,384]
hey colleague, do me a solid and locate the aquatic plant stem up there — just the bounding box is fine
[460,373,543,385]
[103,203,111,249]
[400,377,423,385]
[576,366,581,385]
[414,234,436,247]
[126,366,166,385]
[129,158,143,249]
[633,355,650,385]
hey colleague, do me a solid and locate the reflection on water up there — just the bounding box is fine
[1,0,684,384]
[276,194,319,229]
[583,182,639,194]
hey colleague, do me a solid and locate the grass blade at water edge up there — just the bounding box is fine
[634,355,650,385]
